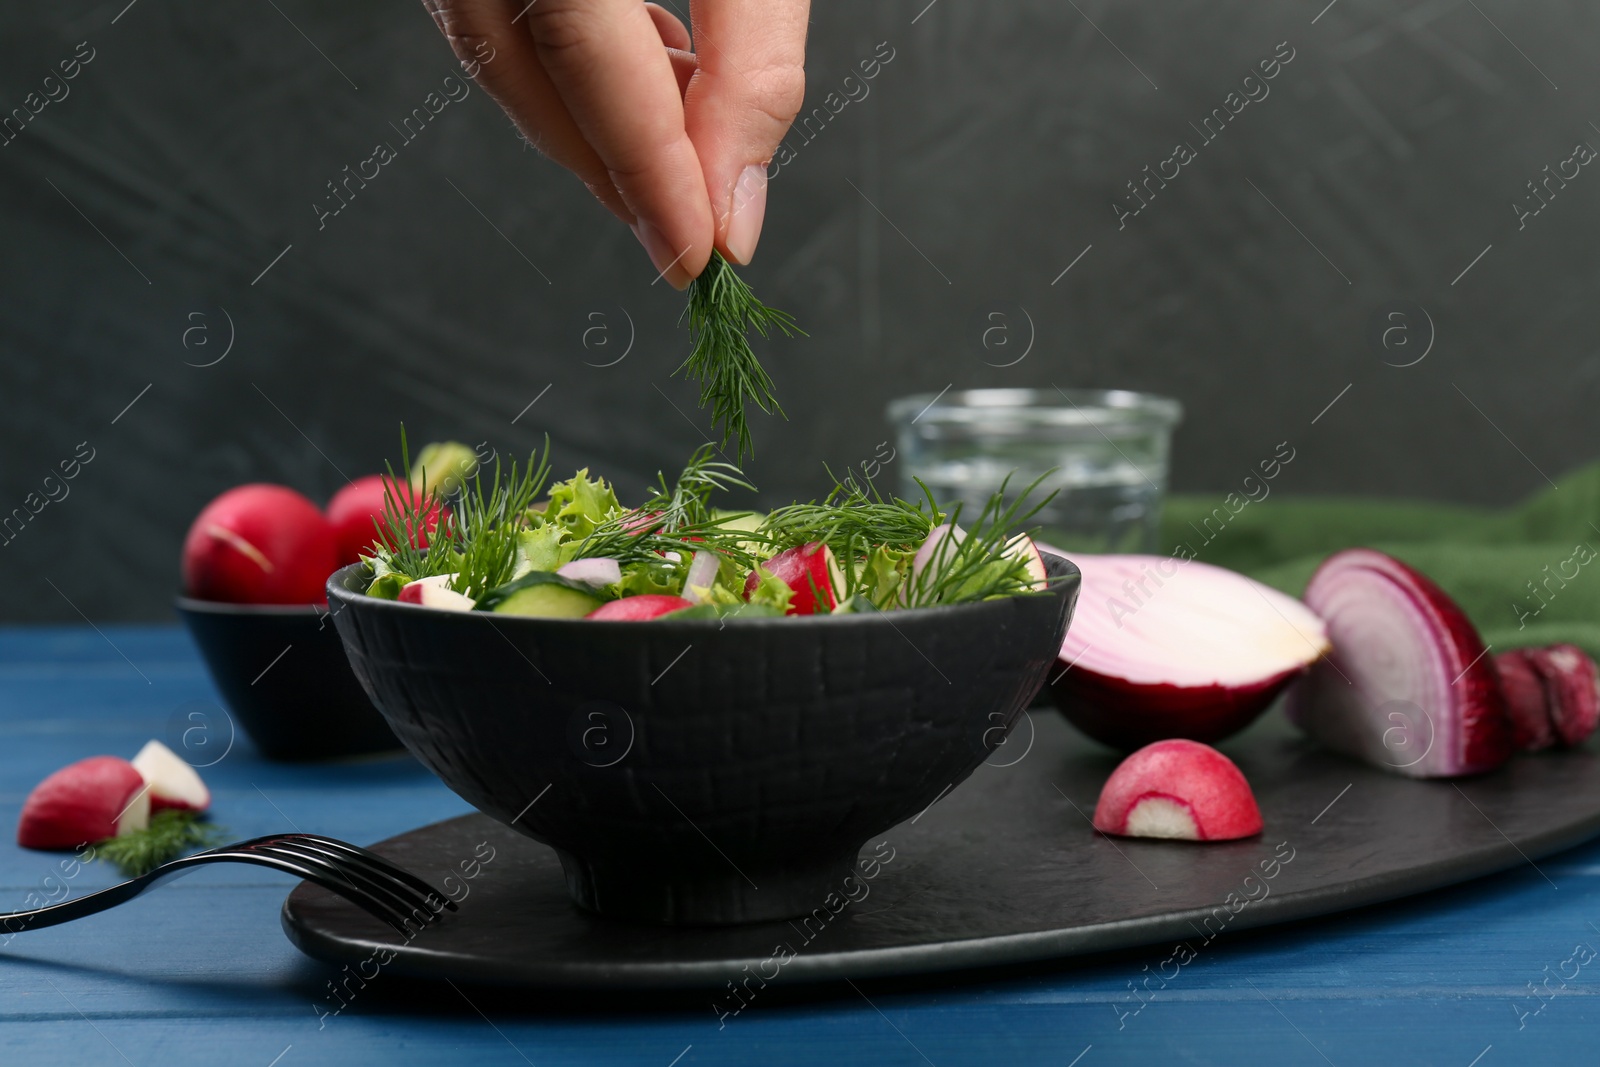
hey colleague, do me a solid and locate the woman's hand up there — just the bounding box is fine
[422,0,810,288]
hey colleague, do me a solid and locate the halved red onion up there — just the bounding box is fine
[1494,650,1555,751]
[1046,553,1329,751]
[557,557,622,588]
[1288,549,1512,778]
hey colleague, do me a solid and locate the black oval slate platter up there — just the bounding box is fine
[281,709,1600,990]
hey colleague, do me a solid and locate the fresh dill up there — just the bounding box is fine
[94,811,226,877]
[677,252,804,459]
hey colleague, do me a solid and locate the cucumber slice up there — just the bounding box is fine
[477,572,604,618]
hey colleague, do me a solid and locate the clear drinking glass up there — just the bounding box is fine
[886,388,1183,554]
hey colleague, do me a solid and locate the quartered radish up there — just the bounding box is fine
[1288,549,1512,778]
[1092,739,1262,841]
[130,740,210,813]
[1006,534,1048,589]
[396,574,476,612]
[1047,553,1329,750]
[745,543,843,615]
[17,756,150,850]
[586,595,696,621]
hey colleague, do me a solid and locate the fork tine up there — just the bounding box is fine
[195,849,417,934]
[254,840,445,931]
[260,834,459,912]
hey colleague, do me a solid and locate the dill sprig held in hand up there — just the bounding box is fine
[677,252,804,459]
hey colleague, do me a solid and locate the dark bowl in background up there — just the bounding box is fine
[326,555,1081,925]
[177,597,403,761]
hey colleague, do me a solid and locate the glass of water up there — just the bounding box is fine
[886,388,1183,554]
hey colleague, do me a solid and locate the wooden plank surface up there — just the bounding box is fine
[1,625,1597,1066]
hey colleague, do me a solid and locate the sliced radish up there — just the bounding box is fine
[1288,549,1512,778]
[1495,650,1555,752]
[1092,739,1262,841]
[745,543,842,615]
[396,574,475,612]
[1525,645,1600,748]
[557,557,623,588]
[130,740,211,813]
[907,523,967,593]
[1006,534,1048,590]
[586,594,696,621]
[182,485,340,605]
[1047,553,1329,750]
[17,756,150,850]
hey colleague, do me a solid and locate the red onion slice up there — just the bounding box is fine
[1046,552,1329,750]
[1289,549,1512,778]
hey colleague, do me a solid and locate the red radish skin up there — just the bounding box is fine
[1046,553,1329,751]
[182,485,340,605]
[586,595,696,621]
[1289,549,1512,778]
[1092,739,1263,841]
[17,756,150,850]
[1495,650,1556,751]
[326,474,446,566]
[131,740,210,813]
[746,543,841,615]
[1524,645,1600,748]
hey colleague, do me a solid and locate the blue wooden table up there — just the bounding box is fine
[3,626,1597,1066]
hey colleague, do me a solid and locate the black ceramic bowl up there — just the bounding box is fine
[326,555,1080,924]
[177,597,403,761]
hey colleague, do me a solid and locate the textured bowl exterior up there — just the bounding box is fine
[177,598,402,761]
[327,555,1080,924]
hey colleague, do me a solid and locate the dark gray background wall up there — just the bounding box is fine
[2,0,1596,621]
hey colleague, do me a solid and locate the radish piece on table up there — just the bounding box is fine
[1047,553,1329,750]
[131,740,210,813]
[17,756,150,850]
[1092,739,1262,841]
[1495,650,1556,752]
[182,485,340,605]
[586,595,696,621]
[1288,549,1512,778]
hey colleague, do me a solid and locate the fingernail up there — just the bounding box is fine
[632,219,690,290]
[724,163,768,266]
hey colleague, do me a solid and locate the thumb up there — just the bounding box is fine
[683,0,810,265]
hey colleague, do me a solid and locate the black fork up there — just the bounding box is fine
[1,833,458,938]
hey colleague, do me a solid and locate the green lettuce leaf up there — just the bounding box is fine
[743,564,795,613]
[545,469,623,540]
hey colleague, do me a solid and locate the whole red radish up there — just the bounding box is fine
[18,756,150,850]
[587,595,695,621]
[746,543,842,615]
[326,474,447,565]
[182,485,339,604]
[1092,739,1262,841]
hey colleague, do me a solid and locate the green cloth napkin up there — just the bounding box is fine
[1158,465,1600,660]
